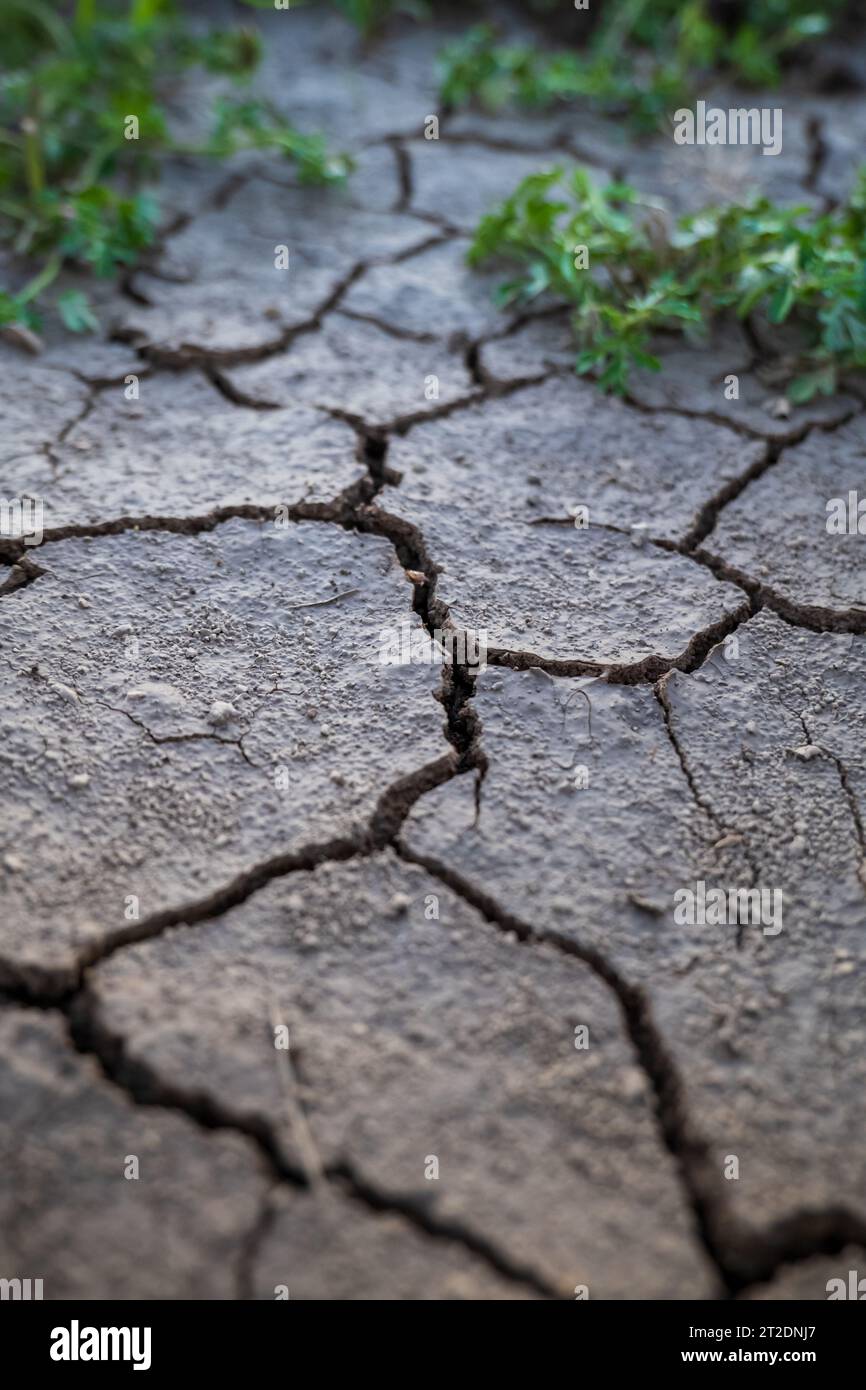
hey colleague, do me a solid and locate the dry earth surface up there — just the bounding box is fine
[0,2,864,1301]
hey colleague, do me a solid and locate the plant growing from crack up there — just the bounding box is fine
[438,1,849,131]
[468,165,866,400]
[0,0,351,341]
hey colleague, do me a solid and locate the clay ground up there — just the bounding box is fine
[0,4,864,1301]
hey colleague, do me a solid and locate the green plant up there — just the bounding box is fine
[439,25,689,129]
[439,2,847,130]
[0,0,351,337]
[468,165,866,399]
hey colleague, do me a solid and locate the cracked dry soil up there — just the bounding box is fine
[1,5,865,1302]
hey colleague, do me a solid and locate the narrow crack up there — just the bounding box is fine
[484,598,754,685]
[235,1185,278,1301]
[120,166,257,303]
[326,1159,558,1297]
[730,1207,866,1292]
[655,670,762,948]
[44,387,100,471]
[429,122,611,171]
[389,139,413,213]
[0,499,362,568]
[318,367,559,439]
[799,714,866,892]
[654,674,724,834]
[97,700,255,766]
[204,365,280,410]
[335,307,440,344]
[71,360,153,390]
[621,387,777,442]
[682,440,775,552]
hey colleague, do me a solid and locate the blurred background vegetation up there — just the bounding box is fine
[1,1,863,396]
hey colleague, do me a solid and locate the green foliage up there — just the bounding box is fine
[57,287,101,332]
[439,2,847,129]
[438,25,688,129]
[468,166,866,398]
[0,0,350,335]
[201,97,351,184]
[238,0,430,39]
[328,0,430,38]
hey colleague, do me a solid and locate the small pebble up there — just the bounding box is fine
[620,1067,645,1100]
[208,700,237,727]
[789,743,822,761]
